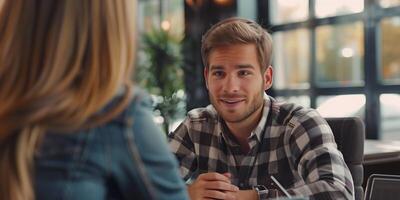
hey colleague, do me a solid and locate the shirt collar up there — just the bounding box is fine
[251,95,271,142]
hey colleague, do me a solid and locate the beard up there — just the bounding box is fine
[209,89,265,123]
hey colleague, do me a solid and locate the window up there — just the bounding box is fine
[314,0,364,18]
[138,0,161,33]
[273,29,310,89]
[138,0,184,35]
[380,0,400,8]
[380,17,400,84]
[316,94,365,118]
[316,22,364,87]
[270,0,308,24]
[380,94,400,140]
[276,96,310,108]
[264,0,400,139]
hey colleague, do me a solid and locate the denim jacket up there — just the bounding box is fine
[34,88,189,200]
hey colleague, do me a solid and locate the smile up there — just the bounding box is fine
[220,98,245,104]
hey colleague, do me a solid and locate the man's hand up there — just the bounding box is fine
[235,190,258,200]
[187,172,239,200]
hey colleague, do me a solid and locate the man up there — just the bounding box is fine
[169,17,354,200]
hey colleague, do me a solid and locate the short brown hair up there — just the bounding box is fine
[201,17,273,71]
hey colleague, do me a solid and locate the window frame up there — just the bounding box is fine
[258,0,400,139]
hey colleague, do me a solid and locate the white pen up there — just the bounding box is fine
[271,175,292,198]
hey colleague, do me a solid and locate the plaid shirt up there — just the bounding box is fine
[169,95,354,200]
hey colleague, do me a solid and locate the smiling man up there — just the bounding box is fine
[169,18,354,200]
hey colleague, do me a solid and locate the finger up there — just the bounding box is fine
[198,172,231,182]
[204,181,239,192]
[222,172,232,179]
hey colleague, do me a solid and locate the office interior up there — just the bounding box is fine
[137,0,400,193]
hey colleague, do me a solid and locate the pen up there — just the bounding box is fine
[270,175,292,198]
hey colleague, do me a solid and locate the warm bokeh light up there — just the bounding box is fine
[341,47,355,58]
[214,0,233,6]
[185,0,204,8]
[161,20,171,31]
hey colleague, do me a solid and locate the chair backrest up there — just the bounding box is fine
[364,174,400,200]
[325,117,365,200]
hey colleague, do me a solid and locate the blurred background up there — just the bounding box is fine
[135,0,400,141]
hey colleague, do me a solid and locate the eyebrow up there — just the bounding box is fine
[209,64,255,71]
[209,65,224,71]
[236,64,255,69]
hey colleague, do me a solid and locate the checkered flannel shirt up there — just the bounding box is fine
[169,95,354,200]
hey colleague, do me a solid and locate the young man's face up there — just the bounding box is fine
[204,44,272,123]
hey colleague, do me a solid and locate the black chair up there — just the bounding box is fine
[326,117,365,200]
[364,174,400,200]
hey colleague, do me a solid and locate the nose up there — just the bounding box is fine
[222,74,239,93]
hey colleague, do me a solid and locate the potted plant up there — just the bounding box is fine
[136,29,185,134]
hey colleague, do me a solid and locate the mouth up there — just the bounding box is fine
[219,98,245,106]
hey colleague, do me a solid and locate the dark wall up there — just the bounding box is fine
[183,0,237,111]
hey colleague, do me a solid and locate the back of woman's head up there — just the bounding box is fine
[0,0,136,199]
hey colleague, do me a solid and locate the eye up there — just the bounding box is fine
[212,71,224,78]
[238,70,252,76]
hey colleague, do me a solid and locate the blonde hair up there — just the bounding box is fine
[0,0,136,199]
[201,17,273,71]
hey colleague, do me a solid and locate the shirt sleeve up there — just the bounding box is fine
[286,111,354,200]
[168,118,198,182]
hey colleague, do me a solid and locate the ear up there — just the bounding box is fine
[263,65,273,90]
[204,67,209,90]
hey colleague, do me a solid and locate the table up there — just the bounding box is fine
[364,139,400,165]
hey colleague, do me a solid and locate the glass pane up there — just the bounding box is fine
[380,94,400,140]
[273,29,310,89]
[238,0,257,20]
[276,96,310,108]
[138,0,160,33]
[380,17,400,84]
[316,22,364,87]
[316,94,365,118]
[380,0,400,8]
[315,0,364,18]
[270,0,308,24]
[162,0,184,36]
